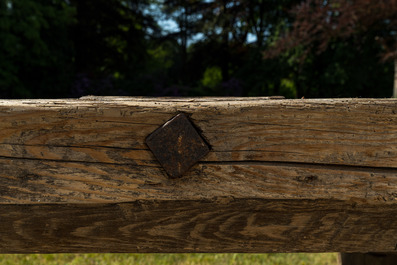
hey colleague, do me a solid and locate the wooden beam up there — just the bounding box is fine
[1,97,397,171]
[1,97,397,253]
[2,159,397,204]
[1,200,397,253]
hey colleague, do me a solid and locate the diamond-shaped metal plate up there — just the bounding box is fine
[146,113,210,178]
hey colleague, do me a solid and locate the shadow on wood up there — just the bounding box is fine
[340,253,397,265]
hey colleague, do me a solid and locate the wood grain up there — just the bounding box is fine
[1,98,397,204]
[2,97,397,253]
[1,199,397,253]
[1,158,397,204]
[0,97,397,169]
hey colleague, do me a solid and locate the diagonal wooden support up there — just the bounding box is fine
[0,97,397,254]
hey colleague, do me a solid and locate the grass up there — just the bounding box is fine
[0,253,338,265]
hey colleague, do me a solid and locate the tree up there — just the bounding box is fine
[265,0,397,97]
[69,0,160,96]
[180,0,301,96]
[0,0,76,98]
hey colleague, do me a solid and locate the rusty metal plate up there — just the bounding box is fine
[146,113,210,178]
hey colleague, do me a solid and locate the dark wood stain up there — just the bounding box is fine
[1,199,397,253]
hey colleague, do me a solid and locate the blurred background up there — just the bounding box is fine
[0,0,396,99]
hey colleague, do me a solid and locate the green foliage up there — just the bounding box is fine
[148,45,174,71]
[280,78,297,98]
[0,0,394,98]
[202,66,222,89]
[0,0,76,98]
[288,36,393,98]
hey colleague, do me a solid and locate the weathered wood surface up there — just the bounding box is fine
[1,199,397,253]
[1,97,397,204]
[2,97,397,170]
[1,97,397,253]
[2,159,397,204]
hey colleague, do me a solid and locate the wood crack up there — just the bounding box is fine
[199,160,397,173]
[0,155,160,168]
[0,143,148,151]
